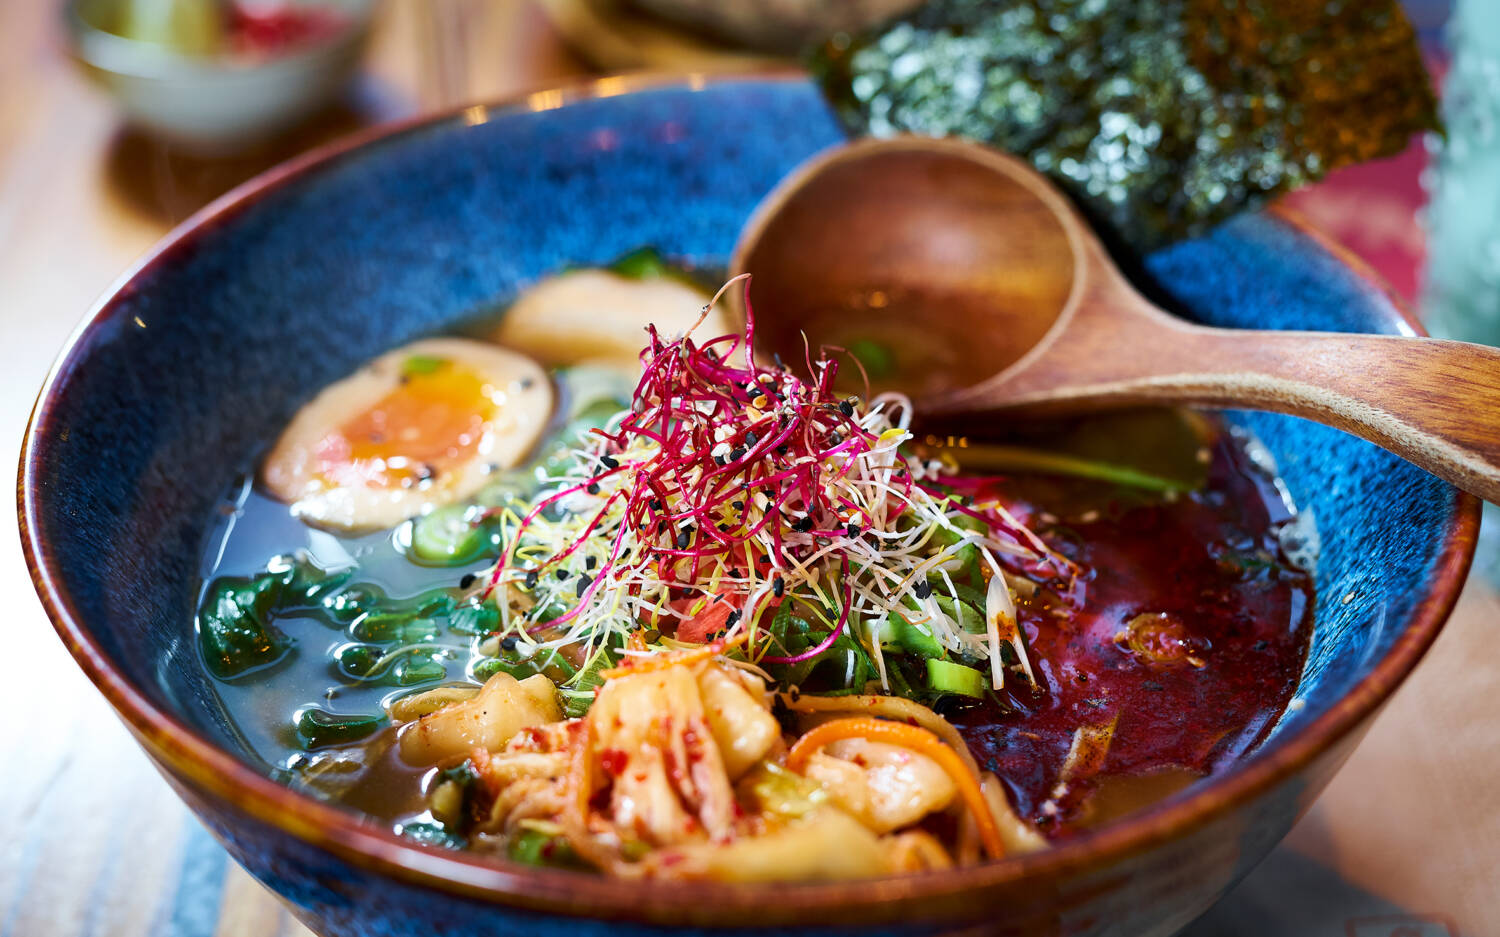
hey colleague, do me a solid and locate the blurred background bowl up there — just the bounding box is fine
[65,0,375,150]
[629,0,920,54]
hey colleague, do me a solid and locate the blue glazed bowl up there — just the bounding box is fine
[20,75,1477,936]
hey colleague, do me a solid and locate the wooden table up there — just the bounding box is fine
[1,3,1495,935]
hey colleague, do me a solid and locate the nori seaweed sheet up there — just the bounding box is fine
[812,0,1439,250]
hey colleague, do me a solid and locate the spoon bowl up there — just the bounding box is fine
[731,136,1500,503]
[733,140,1079,400]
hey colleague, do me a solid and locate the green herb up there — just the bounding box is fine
[813,0,1439,249]
[197,555,350,678]
[347,588,455,643]
[448,599,500,636]
[401,354,446,377]
[471,656,509,682]
[392,653,448,686]
[756,600,876,694]
[334,643,384,679]
[562,647,618,718]
[322,583,387,624]
[396,821,467,850]
[951,444,1188,494]
[873,612,944,659]
[508,828,586,868]
[295,707,383,750]
[351,610,440,645]
[607,247,671,280]
[926,658,988,698]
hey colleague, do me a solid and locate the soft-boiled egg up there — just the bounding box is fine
[262,338,552,531]
[490,269,729,377]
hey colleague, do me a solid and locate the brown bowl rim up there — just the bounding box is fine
[18,71,1480,928]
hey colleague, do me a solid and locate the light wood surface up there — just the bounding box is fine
[0,4,1495,936]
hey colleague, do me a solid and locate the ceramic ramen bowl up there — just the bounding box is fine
[20,75,1477,936]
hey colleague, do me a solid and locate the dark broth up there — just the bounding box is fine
[953,427,1312,833]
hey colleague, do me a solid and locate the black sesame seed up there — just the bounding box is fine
[913,581,933,599]
[714,454,727,466]
[775,444,789,455]
[524,570,538,588]
[726,610,742,627]
[676,529,692,549]
[845,522,861,537]
[575,574,592,597]
[601,455,620,469]
[732,500,745,511]
[772,576,785,597]
[729,447,746,461]
[747,386,764,400]
[500,635,519,651]
[585,556,597,570]
[556,569,571,580]
[586,482,600,494]
[827,432,843,446]
[657,519,667,534]
[839,399,855,416]
[745,431,759,446]
[459,573,477,589]
[793,517,814,532]
[649,498,662,510]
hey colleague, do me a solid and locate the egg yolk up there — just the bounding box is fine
[314,357,497,490]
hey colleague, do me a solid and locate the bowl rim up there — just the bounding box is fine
[19,71,1480,927]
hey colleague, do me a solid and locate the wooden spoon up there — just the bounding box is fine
[730,135,1500,503]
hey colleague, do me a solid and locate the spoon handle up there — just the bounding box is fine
[991,323,1500,503]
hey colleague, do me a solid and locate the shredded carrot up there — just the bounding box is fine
[599,632,749,680]
[785,716,1006,860]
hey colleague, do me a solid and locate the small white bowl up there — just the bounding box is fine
[65,0,375,150]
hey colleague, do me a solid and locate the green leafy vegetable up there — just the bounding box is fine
[295,707,383,750]
[561,647,618,718]
[813,0,1439,248]
[508,828,586,868]
[392,653,448,686]
[396,821,467,850]
[448,599,500,636]
[197,555,350,678]
[334,643,384,679]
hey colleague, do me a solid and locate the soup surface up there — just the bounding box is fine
[196,257,1313,877]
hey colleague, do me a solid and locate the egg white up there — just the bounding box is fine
[261,337,553,531]
[490,269,728,378]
